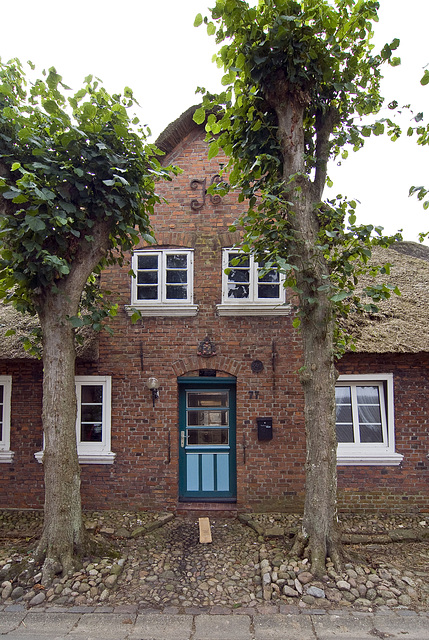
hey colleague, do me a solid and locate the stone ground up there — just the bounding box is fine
[0,510,428,613]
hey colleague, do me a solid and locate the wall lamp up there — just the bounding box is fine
[146,377,160,408]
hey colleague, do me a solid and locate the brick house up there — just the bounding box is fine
[0,107,428,514]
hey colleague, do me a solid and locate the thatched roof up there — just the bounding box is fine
[0,305,99,361]
[344,242,429,353]
[155,105,203,156]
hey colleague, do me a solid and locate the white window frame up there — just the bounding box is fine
[217,248,290,316]
[35,376,115,465]
[336,374,403,466]
[126,249,198,317]
[0,375,13,463]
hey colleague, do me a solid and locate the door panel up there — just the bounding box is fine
[178,378,236,501]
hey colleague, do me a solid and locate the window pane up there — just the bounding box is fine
[188,392,228,408]
[81,385,103,403]
[335,387,351,404]
[81,405,102,422]
[336,424,354,443]
[137,285,158,300]
[166,269,187,284]
[137,271,158,284]
[258,269,279,283]
[138,254,158,269]
[228,268,249,283]
[357,386,383,443]
[188,410,228,426]
[258,284,280,298]
[228,253,249,268]
[336,404,353,423]
[167,254,188,269]
[0,386,3,403]
[356,386,380,404]
[360,424,383,443]
[166,285,187,299]
[358,405,382,424]
[187,429,229,445]
[335,387,353,442]
[228,283,250,298]
[81,423,103,442]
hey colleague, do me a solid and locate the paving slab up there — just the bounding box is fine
[129,613,193,640]
[312,614,374,639]
[374,614,429,639]
[193,613,252,640]
[0,611,79,640]
[253,613,315,639]
[0,611,27,634]
[68,612,136,639]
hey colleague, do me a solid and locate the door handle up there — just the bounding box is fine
[181,432,185,448]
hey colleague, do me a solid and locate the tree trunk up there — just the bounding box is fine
[268,83,343,576]
[35,291,86,583]
[34,224,111,583]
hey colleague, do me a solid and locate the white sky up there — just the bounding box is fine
[1,0,428,242]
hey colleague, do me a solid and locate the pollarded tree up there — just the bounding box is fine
[0,59,176,582]
[195,0,400,576]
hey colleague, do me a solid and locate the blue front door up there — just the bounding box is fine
[178,377,236,501]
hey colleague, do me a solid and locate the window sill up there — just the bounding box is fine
[0,450,14,463]
[125,304,199,317]
[337,452,404,466]
[216,303,292,316]
[34,451,116,465]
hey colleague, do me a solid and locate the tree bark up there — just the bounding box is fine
[36,294,84,581]
[268,82,342,576]
[35,223,111,583]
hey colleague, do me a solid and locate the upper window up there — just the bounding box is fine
[35,376,115,465]
[127,249,198,317]
[217,249,289,316]
[0,376,13,463]
[336,374,403,465]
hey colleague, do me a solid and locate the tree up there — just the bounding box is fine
[195,0,400,576]
[0,59,176,582]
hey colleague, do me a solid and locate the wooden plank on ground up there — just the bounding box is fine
[199,517,212,544]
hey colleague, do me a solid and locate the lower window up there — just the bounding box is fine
[0,376,13,463]
[336,374,403,465]
[35,376,115,465]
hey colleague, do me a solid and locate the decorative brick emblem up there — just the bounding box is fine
[197,336,217,357]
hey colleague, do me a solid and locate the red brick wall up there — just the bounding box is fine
[1,127,428,514]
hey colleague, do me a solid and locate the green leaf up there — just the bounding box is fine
[292,317,301,329]
[194,13,203,27]
[43,99,60,114]
[25,215,46,232]
[208,140,219,160]
[421,70,429,86]
[11,162,21,171]
[331,291,350,302]
[221,72,234,86]
[207,21,216,36]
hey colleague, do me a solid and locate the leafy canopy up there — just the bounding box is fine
[194,0,401,341]
[0,58,176,323]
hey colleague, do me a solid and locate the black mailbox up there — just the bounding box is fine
[257,417,273,441]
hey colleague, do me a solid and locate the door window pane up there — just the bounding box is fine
[187,392,228,408]
[187,410,228,427]
[187,429,229,445]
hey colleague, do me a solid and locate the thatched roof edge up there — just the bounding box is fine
[155,105,204,156]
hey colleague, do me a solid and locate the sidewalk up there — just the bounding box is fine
[1,605,429,639]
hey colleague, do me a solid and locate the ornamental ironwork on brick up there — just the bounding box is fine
[190,175,223,211]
